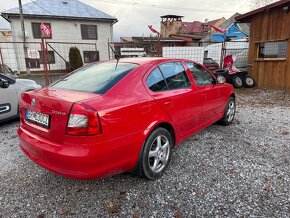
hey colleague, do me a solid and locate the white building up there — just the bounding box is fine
[1,0,117,73]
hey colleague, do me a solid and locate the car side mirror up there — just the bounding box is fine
[0,79,9,88]
[216,75,226,84]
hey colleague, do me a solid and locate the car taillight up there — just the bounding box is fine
[66,103,101,136]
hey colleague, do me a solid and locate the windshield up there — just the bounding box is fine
[51,62,138,94]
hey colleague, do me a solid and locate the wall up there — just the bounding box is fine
[247,6,290,91]
[160,20,182,38]
[9,17,113,72]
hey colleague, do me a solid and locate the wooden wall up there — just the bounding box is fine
[247,6,290,91]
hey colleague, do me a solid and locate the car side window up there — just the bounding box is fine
[159,62,190,90]
[186,62,215,86]
[146,62,190,92]
[146,67,168,92]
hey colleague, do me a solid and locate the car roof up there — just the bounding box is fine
[115,57,197,66]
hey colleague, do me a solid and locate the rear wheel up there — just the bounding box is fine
[141,128,173,180]
[220,97,235,126]
[232,75,244,88]
[243,76,256,88]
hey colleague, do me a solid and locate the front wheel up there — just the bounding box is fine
[220,97,236,126]
[141,128,173,180]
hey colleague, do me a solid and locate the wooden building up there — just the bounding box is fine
[236,0,290,91]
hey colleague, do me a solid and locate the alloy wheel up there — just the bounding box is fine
[148,135,170,173]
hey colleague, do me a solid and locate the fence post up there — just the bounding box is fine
[41,39,49,86]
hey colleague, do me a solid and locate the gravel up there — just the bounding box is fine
[0,88,290,217]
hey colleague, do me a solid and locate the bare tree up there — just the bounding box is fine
[251,0,279,9]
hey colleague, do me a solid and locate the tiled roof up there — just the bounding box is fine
[2,0,117,21]
[181,18,224,34]
[182,21,209,34]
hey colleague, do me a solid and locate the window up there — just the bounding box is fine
[159,62,190,89]
[83,51,99,63]
[258,41,288,59]
[186,62,215,86]
[38,51,55,64]
[146,62,190,92]
[51,62,138,94]
[32,22,52,38]
[147,68,168,92]
[81,25,98,40]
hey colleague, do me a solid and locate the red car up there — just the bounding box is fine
[18,58,235,180]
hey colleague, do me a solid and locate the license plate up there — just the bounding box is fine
[26,109,50,128]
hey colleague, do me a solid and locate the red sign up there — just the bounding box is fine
[40,22,52,38]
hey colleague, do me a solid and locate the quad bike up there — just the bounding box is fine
[213,69,256,88]
[212,54,256,88]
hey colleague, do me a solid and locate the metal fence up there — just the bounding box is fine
[109,41,249,71]
[0,41,97,85]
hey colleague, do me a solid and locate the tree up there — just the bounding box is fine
[251,0,279,9]
[69,47,83,71]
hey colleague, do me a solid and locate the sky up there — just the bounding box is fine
[0,0,253,41]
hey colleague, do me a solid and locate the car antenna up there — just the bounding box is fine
[108,44,120,70]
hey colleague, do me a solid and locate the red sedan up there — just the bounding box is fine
[18,58,235,180]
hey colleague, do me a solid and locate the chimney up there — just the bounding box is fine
[62,0,69,4]
[205,18,209,23]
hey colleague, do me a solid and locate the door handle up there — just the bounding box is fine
[164,100,173,108]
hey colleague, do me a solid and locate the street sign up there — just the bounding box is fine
[28,50,40,59]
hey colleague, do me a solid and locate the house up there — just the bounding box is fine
[1,0,117,73]
[236,0,290,91]
[0,17,12,42]
[160,15,225,38]
[201,13,250,42]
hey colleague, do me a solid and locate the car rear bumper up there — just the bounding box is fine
[18,127,141,179]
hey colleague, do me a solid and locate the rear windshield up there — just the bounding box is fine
[51,62,138,94]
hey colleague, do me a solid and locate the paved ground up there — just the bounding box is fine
[0,88,290,217]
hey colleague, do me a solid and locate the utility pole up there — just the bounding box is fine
[19,0,30,75]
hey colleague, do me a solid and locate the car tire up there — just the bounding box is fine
[243,75,256,88]
[219,97,236,126]
[141,128,173,180]
[232,75,244,88]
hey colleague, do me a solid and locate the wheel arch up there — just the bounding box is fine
[131,121,177,176]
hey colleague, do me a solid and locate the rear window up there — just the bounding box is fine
[51,62,138,94]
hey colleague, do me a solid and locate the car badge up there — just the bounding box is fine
[31,98,36,106]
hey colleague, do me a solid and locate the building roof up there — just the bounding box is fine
[200,13,250,42]
[0,16,11,30]
[181,17,224,34]
[236,0,290,22]
[2,0,117,21]
[161,15,184,19]
[170,33,208,41]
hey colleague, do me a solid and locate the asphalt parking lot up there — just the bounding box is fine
[0,88,290,217]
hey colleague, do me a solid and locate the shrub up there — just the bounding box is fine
[69,47,83,71]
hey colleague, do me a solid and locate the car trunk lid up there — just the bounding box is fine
[20,88,101,143]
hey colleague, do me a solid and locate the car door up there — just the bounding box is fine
[0,75,18,121]
[185,62,226,125]
[144,61,202,138]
